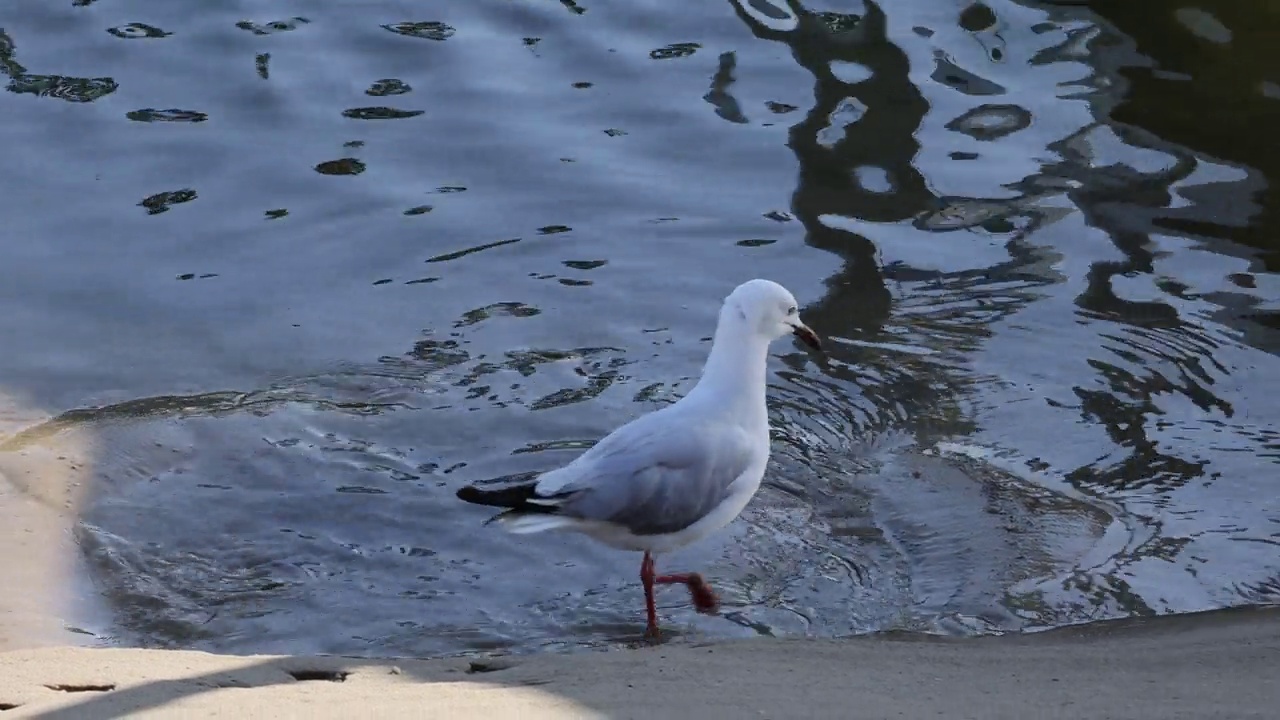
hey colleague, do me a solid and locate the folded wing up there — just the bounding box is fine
[532,416,757,536]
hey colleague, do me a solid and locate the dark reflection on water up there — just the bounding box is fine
[1,28,117,102]
[0,0,1277,657]
[1058,0,1280,270]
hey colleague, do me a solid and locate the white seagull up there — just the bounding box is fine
[456,278,822,640]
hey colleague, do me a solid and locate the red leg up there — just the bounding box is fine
[640,551,660,640]
[655,572,720,614]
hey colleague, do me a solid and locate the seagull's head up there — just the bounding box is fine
[724,279,822,351]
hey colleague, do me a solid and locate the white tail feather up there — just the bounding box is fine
[495,513,579,534]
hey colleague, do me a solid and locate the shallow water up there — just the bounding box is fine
[0,0,1277,657]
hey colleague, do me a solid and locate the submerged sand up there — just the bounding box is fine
[1,605,1277,719]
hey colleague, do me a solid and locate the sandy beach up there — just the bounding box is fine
[1,605,1277,719]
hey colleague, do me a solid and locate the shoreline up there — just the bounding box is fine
[0,463,113,654]
[0,453,104,654]
[3,605,1277,719]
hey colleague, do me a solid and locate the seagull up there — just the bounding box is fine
[455,278,821,640]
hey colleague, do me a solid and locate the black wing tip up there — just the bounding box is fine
[455,484,486,504]
[456,478,556,511]
[455,483,526,508]
[455,470,543,506]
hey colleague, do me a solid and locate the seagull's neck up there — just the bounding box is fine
[685,310,770,424]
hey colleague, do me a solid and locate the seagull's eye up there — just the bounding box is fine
[786,306,797,316]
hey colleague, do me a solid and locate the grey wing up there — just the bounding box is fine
[554,419,757,536]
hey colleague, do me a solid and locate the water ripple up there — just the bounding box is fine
[106,24,171,40]
[381,21,456,41]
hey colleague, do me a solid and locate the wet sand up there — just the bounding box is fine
[0,395,102,653]
[1,605,1277,719]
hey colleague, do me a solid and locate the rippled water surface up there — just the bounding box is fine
[1,0,1277,657]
